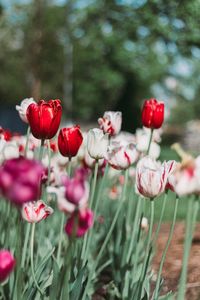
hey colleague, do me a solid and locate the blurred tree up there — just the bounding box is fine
[0,0,200,130]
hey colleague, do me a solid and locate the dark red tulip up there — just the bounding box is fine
[26,99,62,140]
[0,250,15,282]
[58,125,83,158]
[141,98,164,129]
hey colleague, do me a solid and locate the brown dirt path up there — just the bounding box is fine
[152,223,200,300]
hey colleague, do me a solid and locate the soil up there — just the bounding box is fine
[152,222,200,300]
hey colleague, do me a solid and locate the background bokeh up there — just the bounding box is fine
[0,0,200,135]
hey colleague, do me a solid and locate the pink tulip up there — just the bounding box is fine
[0,250,15,282]
[22,200,53,223]
[0,157,44,205]
[65,208,94,237]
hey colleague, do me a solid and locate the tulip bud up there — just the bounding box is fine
[65,208,94,237]
[107,141,138,170]
[22,200,53,223]
[142,98,164,129]
[58,125,83,158]
[87,128,109,160]
[98,111,122,136]
[16,98,36,123]
[0,250,15,282]
[26,99,62,140]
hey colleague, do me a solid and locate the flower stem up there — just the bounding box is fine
[30,223,44,296]
[24,126,30,157]
[147,128,154,155]
[21,223,31,269]
[153,197,179,299]
[38,139,45,161]
[82,168,129,300]
[89,160,99,209]
[135,199,154,299]
[153,192,167,243]
[57,158,72,265]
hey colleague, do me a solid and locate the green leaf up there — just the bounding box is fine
[70,265,88,300]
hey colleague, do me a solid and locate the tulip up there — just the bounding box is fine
[98,111,122,136]
[64,176,89,206]
[142,98,164,129]
[107,141,139,170]
[0,157,44,205]
[0,127,12,141]
[16,98,36,123]
[22,200,53,223]
[58,125,83,158]
[136,156,176,199]
[0,250,15,282]
[26,99,62,140]
[87,128,109,160]
[65,208,94,237]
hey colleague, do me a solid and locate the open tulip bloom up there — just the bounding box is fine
[98,111,122,136]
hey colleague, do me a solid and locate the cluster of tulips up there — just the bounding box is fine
[0,97,198,299]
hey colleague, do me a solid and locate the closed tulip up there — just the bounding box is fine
[0,250,15,282]
[98,111,122,136]
[26,99,62,140]
[58,125,83,158]
[21,200,53,223]
[136,156,176,199]
[87,128,109,160]
[142,98,164,129]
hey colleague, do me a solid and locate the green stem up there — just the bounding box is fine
[47,140,51,186]
[135,199,155,299]
[153,197,179,299]
[147,128,154,155]
[30,223,44,297]
[89,160,99,209]
[56,214,65,266]
[21,223,31,269]
[177,198,199,300]
[153,193,167,243]
[82,168,129,300]
[67,157,72,177]
[38,139,45,161]
[82,163,108,263]
[126,197,142,263]
[24,126,30,157]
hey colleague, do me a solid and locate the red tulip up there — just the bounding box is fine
[26,99,62,140]
[0,250,15,282]
[58,126,83,158]
[141,98,164,129]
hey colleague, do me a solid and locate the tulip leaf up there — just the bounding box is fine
[70,265,88,300]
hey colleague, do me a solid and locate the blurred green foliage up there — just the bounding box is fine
[0,0,200,129]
